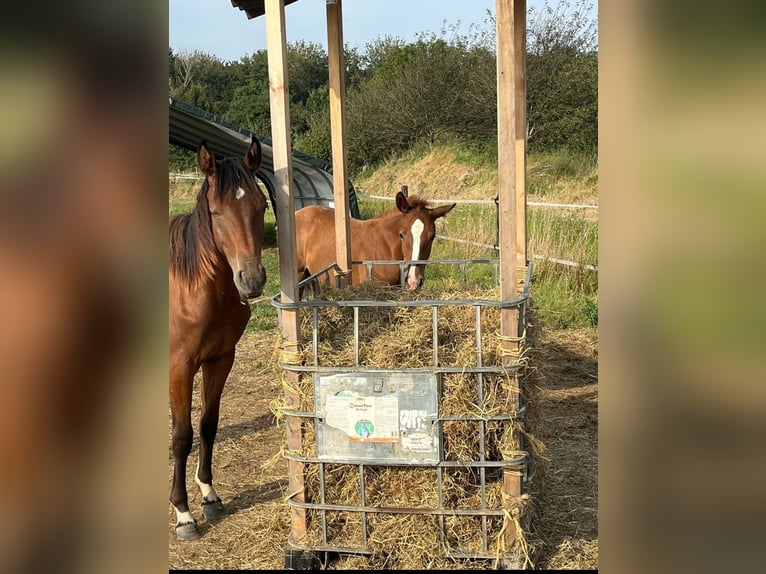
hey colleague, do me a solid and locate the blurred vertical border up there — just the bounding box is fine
[601,1,766,573]
[0,2,168,573]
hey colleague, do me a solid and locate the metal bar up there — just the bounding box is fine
[285,500,516,517]
[280,407,527,421]
[286,542,372,555]
[312,306,319,367]
[475,305,488,552]
[353,306,359,366]
[437,466,446,552]
[278,365,526,375]
[319,461,328,545]
[285,541,511,562]
[273,294,530,311]
[432,305,439,367]
[283,452,527,468]
[359,464,368,550]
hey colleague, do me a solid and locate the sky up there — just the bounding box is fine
[169,0,572,62]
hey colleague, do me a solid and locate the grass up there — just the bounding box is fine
[527,149,598,205]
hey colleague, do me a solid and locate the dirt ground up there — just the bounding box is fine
[168,315,598,570]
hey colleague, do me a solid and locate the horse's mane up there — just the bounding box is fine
[169,159,256,288]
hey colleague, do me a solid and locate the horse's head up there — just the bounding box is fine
[394,191,456,290]
[197,139,267,301]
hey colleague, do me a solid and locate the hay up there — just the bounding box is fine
[518,315,598,570]
[271,279,543,569]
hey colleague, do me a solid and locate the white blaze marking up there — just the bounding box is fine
[175,509,195,525]
[235,186,245,200]
[195,462,218,501]
[408,219,424,284]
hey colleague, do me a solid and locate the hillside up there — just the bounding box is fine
[352,143,598,208]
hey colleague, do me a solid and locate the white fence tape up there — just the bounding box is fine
[169,173,202,181]
[357,193,598,210]
[434,235,598,272]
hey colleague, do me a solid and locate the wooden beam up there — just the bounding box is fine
[326,0,352,286]
[515,0,527,268]
[264,0,305,544]
[496,0,521,554]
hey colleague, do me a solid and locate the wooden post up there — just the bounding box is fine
[326,0,352,286]
[515,0,527,268]
[264,0,305,544]
[496,0,521,555]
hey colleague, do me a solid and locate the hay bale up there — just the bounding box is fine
[272,279,541,569]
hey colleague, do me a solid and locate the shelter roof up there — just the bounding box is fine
[169,96,359,218]
[230,0,302,20]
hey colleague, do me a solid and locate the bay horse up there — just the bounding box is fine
[295,190,455,290]
[168,139,267,540]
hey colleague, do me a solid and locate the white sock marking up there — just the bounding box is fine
[195,461,218,501]
[175,509,195,525]
[235,186,245,199]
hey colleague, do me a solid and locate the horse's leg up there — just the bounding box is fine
[196,351,235,521]
[169,358,202,540]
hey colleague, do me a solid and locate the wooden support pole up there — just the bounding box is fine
[326,0,352,286]
[496,0,522,554]
[264,0,305,544]
[515,0,528,268]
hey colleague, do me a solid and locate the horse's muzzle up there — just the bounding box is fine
[234,262,266,300]
[406,266,425,290]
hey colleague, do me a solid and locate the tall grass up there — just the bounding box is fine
[527,149,598,202]
[168,178,200,217]
[527,208,598,327]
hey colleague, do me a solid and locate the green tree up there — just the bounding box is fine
[526,0,598,153]
[344,29,499,171]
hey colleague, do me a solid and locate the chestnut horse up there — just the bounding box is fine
[295,190,455,289]
[168,139,267,540]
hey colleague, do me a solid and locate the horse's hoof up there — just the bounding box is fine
[175,521,202,541]
[202,499,225,520]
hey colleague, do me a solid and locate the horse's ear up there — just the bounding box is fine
[396,191,410,213]
[197,141,216,176]
[430,203,456,220]
[244,137,262,173]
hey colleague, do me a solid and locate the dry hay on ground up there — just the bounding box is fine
[523,325,598,569]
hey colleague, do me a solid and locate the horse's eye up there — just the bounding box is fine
[210,210,221,217]
[399,232,404,239]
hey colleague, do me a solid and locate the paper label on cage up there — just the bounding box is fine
[400,409,428,432]
[325,393,399,442]
[401,430,433,452]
